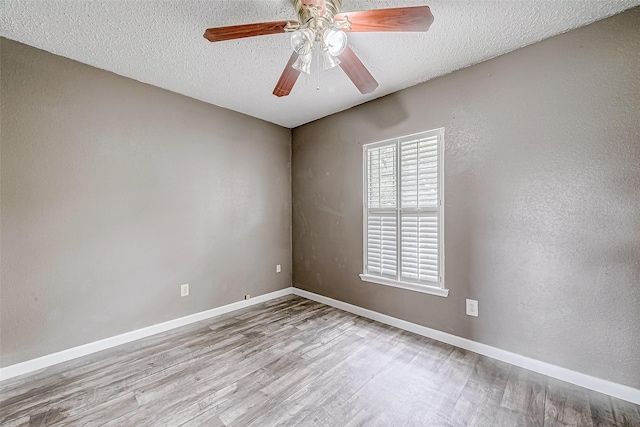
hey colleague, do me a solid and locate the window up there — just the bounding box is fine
[360,129,447,297]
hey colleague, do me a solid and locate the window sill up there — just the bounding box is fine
[359,274,449,297]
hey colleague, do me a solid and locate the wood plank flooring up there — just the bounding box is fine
[1,295,639,426]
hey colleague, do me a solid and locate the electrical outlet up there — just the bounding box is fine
[244,294,251,300]
[466,299,478,317]
[276,264,282,273]
[180,284,189,297]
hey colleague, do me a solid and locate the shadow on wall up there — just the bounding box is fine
[366,92,409,130]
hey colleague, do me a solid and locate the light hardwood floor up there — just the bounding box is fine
[1,295,639,426]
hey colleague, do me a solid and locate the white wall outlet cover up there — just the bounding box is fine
[181,284,189,297]
[466,299,478,317]
[276,264,282,273]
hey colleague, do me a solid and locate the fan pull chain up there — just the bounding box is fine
[316,43,320,91]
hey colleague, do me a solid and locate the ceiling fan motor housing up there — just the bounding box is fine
[296,0,343,23]
[294,0,348,43]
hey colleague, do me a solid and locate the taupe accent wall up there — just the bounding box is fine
[0,38,292,367]
[292,9,640,388]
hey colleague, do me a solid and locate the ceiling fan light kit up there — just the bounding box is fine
[293,52,313,74]
[203,0,434,97]
[290,28,315,56]
[320,49,341,71]
[324,28,348,56]
[289,28,346,74]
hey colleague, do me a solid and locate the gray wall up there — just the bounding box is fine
[0,38,292,367]
[292,8,640,388]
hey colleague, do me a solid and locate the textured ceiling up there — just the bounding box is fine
[1,1,638,128]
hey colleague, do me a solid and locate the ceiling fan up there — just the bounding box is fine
[203,0,434,97]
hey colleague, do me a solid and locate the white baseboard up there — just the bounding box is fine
[0,287,294,381]
[292,287,640,405]
[3,286,638,405]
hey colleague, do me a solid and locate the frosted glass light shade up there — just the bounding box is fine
[290,28,315,55]
[292,52,312,74]
[320,50,341,70]
[323,29,347,56]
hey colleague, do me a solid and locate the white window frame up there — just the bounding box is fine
[360,128,448,297]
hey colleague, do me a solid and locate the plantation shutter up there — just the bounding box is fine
[365,142,397,277]
[399,132,439,283]
[366,214,397,276]
[363,129,443,291]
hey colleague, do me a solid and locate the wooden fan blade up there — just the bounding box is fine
[273,52,301,97]
[204,21,296,42]
[338,46,378,94]
[334,6,434,32]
